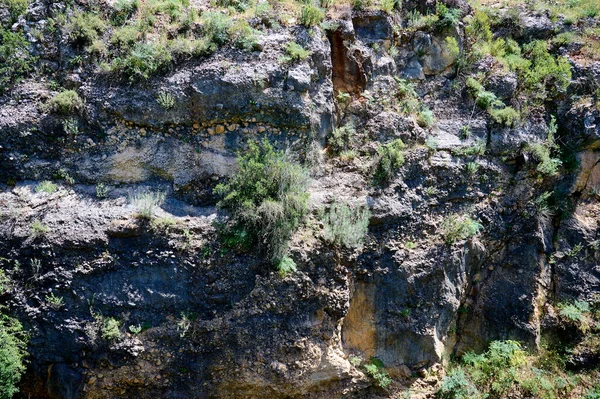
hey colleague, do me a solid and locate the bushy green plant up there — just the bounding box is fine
[276,255,297,277]
[0,26,34,94]
[0,314,28,399]
[156,90,175,109]
[214,139,309,263]
[1,0,29,25]
[35,180,57,194]
[417,107,435,128]
[45,293,64,310]
[321,201,370,249]
[363,357,391,388]
[130,190,165,219]
[441,214,482,244]
[522,41,572,100]
[30,219,49,237]
[47,90,83,115]
[374,139,406,184]
[66,11,106,45]
[101,317,121,340]
[109,42,172,81]
[299,4,324,27]
[351,0,372,10]
[438,368,480,399]
[407,10,439,30]
[281,41,311,63]
[435,3,461,28]
[229,20,260,51]
[328,124,356,155]
[200,12,232,45]
[557,300,589,323]
[489,106,520,127]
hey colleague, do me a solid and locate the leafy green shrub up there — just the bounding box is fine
[214,139,309,263]
[1,0,29,25]
[201,12,232,46]
[379,0,395,13]
[522,41,572,100]
[407,10,439,30]
[130,190,165,219]
[35,180,57,194]
[0,27,35,94]
[45,293,64,310]
[30,219,49,237]
[438,368,480,399]
[363,358,391,388]
[110,42,172,81]
[47,90,83,115]
[112,0,140,24]
[0,314,27,399]
[276,255,297,277]
[321,201,370,249]
[101,317,121,340]
[110,25,139,50]
[281,41,311,63]
[299,4,324,27]
[441,214,482,244]
[66,11,106,45]
[417,107,435,128]
[435,3,461,28]
[489,106,520,127]
[351,0,372,10]
[229,20,260,51]
[328,124,356,155]
[374,139,406,184]
[156,90,175,109]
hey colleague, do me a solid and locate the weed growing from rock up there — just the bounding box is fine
[321,201,370,249]
[214,139,309,264]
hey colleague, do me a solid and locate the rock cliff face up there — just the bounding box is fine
[1,0,600,397]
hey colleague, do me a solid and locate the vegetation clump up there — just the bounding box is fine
[214,139,309,264]
[374,139,406,185]
[0,314,28,399]
[47,91,84,115]
[321,201,370,249]
[441,214,482,244]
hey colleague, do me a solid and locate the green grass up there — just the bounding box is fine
[281,41,311,63]
[321,201,370,249]
[374,139,406,185]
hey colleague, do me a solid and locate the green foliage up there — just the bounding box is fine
[417,107,435,128]
[216,0,252,12]
[45,293,64,309]
[438,368,480,399]
[489,106,520,127]
[435,3,461,28]
[1,0,29,25]
[156,90,175,109]
[379,0,395,13]
[281,41,311,63]
[526,118,561,176]
[276,255,297,277]
[228,20,260,51]
[299,4,324,27]
[214,139,309,263]
[522,41,572,100]
[96,183,109,199]
[30,219,49,237]
[66,11,106,45]
[109,42,172,81]
[113,0,140,25]
[47,90,83,115]
[363,358,391,388]
[374,139,406,184]
[130,190,165,219]
[0,314,27,399]
[407,10,439,30]
[101,317,121,340]
[321,201,370,249]
[200,12,232,45]
[441,214,482,245]
[328,124,356,155]
[0,26,34,93]
[557,300,589,324]
[35,180,57,194]
[351,0,372,11]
